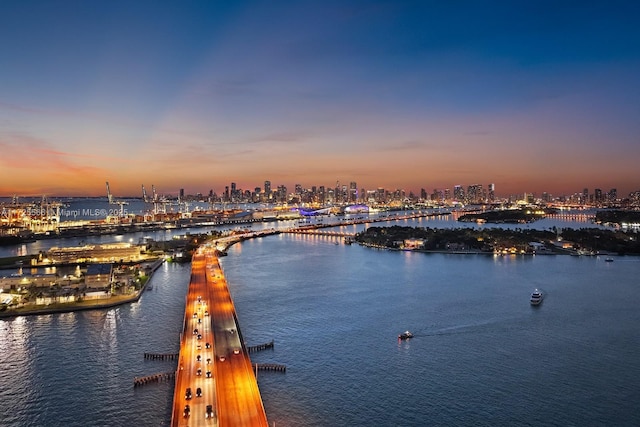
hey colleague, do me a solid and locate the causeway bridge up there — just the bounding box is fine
[284,229,355,237]
[168,210,450,425]
[171,247,268,427]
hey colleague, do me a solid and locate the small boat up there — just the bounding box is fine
[530,289,543,306]
[398,331,414,340]
[605,257,614,262]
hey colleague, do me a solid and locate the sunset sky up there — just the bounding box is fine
[1,1,639,198]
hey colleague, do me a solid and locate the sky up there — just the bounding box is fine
[1,0,639,198]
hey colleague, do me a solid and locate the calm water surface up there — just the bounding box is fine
[224,235,640,427]
[2,230,640,426]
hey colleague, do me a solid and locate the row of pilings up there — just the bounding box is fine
[253,363,286,373]
[247,340,274,353]
[133,371,175,387]
[143,352,179,361]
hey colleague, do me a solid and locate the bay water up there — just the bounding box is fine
[1,215,639,426]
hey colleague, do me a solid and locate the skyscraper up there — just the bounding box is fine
[453,185,464,203]
[349,181,357,203]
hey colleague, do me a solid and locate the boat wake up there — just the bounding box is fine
[418,318,523,337]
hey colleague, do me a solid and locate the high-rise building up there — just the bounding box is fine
[349,181,357,203]
[594,188,602,203]
[488,183,495,202]
[230,182,238,202]
[453,185,464,203]
[276,185,287,203]
[467,184,484,204]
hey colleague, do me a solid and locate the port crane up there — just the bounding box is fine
[177,193,190,216]
[105,181,128,217]
[150,185,170,215]
[142,185,149,203]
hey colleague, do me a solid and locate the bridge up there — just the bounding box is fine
[168,211,450,425]
[171,247,268,427]
[284,229,355,237]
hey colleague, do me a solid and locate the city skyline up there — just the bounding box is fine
[0,178,630,206]
[1,1,639,197]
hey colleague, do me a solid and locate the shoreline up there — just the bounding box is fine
[0,258,165,320]
[355,242,621,257]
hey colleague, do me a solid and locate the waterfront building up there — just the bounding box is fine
[47,243,145,264]
[85,263,113,289]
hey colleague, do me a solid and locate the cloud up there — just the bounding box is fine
[377,139,449,152]
[0,132,106,176]
[0,101,71,116]
[248,131,309,144]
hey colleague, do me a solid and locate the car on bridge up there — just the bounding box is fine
[205,405,214,419]
[183,404,190,417]
[185,388,192,400]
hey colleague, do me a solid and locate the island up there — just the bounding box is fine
[354,225,640,255]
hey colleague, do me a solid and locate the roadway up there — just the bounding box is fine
[171,247,268,427]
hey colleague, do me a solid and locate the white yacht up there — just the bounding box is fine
[530,289,544,306]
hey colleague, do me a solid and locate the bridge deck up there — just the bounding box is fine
[171,248,268,427]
